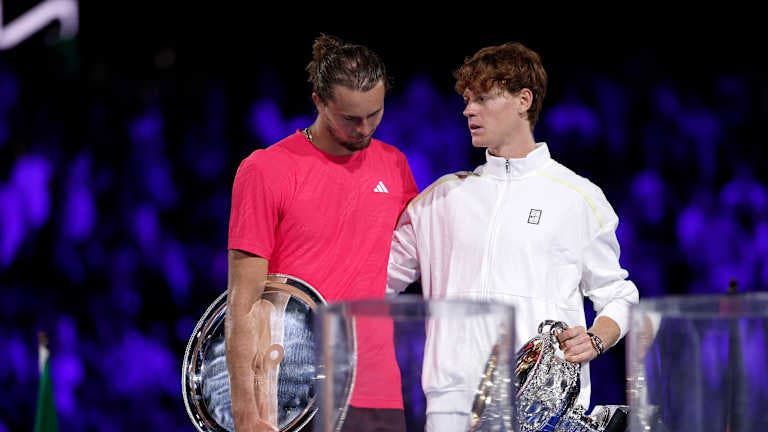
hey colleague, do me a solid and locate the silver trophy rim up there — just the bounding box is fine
[182,273,353,432]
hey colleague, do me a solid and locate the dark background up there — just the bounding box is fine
[1,3,767,431]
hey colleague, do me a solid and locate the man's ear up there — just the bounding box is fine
[311,92,324,110]
[518,88,533,113]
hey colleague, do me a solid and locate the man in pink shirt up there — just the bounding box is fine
[226,34,418,432]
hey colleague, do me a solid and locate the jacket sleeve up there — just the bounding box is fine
[580,202,639,340]
[387,207,421,295]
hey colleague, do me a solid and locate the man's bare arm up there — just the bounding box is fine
[224,249,276,431]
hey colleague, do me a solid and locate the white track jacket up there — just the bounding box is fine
[387,143,639,413]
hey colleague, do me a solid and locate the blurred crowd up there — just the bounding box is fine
[0,51,766,430]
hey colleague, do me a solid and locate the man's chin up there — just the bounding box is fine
[341,138,372,152]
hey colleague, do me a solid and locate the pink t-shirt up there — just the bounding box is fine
[228,131,418,409]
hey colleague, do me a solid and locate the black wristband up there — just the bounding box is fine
[586,331,605,355]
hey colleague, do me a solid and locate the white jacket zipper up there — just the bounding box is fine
[481,160,511,293]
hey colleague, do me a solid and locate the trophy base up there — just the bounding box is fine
[554,405,629,432]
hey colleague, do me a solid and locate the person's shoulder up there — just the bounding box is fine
[429,171,477,187]
[236,134,298,173]
[541,159,608,200]
[238,148,282,171]
[542,159,618,225]
[409,170,477,208]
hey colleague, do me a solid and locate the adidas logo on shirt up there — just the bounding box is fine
[373,181,389,193]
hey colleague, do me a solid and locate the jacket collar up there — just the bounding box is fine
[478,142,552,180]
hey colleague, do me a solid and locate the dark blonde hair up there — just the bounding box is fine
[306,34,388,102]
[454,42,547,128]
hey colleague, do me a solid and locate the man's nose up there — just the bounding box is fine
[357,119,375,136]
[463,103,476,118]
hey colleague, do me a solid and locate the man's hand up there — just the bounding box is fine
[555,326,599,363]
[555,317,622,364]
[231,409,279,432]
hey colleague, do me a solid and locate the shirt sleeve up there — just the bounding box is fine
[227,153,283,260]
[399,153,419,204]
[387,207,421,295]
[579,195,639,340]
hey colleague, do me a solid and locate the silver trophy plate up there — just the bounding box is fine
[182,273,354,432]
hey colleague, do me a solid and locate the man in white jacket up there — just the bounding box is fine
[387,42,639,431]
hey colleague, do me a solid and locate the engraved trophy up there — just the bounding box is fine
[512,320,629,432]
[181,274,355,432]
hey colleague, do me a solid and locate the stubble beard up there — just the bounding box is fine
[328,126,372,153]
